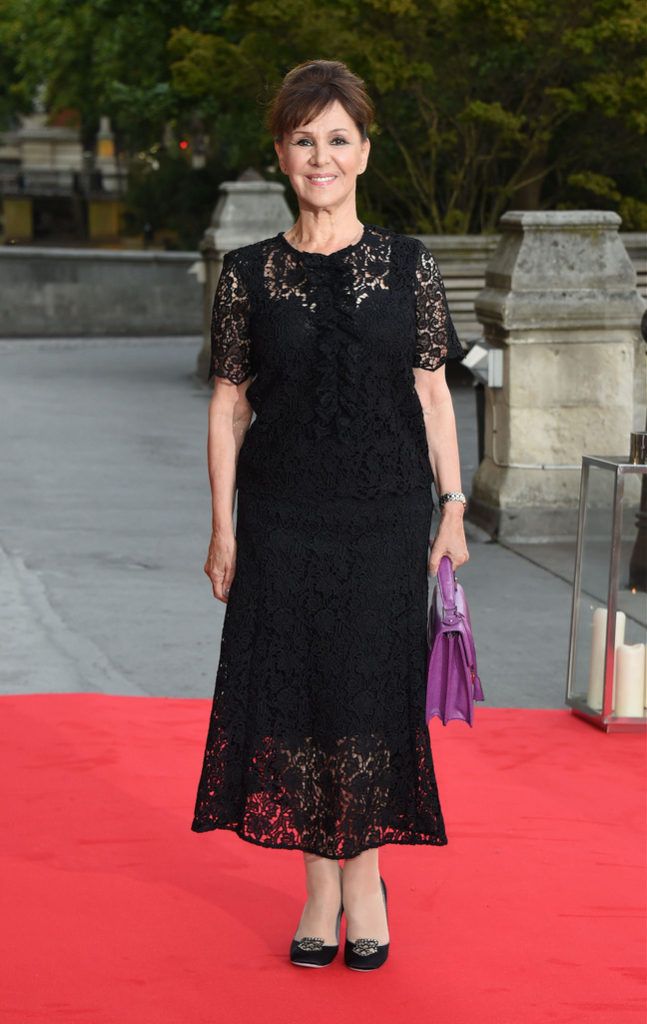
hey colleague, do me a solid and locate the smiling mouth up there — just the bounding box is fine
[306,175,337,184]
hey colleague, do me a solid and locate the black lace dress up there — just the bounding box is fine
[190,223,465,859]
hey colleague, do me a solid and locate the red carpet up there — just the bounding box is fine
[1,694,645,1024]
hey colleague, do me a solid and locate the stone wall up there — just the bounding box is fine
[0,247,202,337]
[1,230,643,341]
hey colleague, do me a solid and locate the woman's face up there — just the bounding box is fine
[274,98,370,213]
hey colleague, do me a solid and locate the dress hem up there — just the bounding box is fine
[190,819,448,859]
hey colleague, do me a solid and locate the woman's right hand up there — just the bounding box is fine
[204,528,237,603]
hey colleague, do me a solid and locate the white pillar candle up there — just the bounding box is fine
[614,644,647,718]
[587,606,626,710]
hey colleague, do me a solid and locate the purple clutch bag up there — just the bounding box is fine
[426,555,484,727]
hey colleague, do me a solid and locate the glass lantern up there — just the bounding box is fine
[566,453,647,733]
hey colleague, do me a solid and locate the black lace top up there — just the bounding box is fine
[209,223,465,504]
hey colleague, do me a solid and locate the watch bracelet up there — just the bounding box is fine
[438,491,467,508]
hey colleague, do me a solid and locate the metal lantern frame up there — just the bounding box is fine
[566,455,647,733]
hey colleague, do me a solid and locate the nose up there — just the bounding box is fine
[308,142,331,166]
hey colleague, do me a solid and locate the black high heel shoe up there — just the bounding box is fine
[344,875,389,971]
[290,865,344,968]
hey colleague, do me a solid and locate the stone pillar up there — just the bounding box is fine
[470,210,646,542]
[197,168,293,380]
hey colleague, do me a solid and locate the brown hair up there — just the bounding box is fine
[266,60,375,142]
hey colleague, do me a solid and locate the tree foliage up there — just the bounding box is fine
[1,0,645,233]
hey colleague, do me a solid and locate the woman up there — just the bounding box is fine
[191,59,469,971]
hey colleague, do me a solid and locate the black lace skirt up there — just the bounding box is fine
[190,486,448,859]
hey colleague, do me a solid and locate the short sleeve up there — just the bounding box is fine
[209,251,252,383]
[413,241,465,372]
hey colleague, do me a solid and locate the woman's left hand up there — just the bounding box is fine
[428,507,469,576]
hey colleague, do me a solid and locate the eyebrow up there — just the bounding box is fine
[291,128,350,135]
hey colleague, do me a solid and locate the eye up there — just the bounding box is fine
[291,136,349,146]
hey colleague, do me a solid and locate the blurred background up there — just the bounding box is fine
[1,0,645,249]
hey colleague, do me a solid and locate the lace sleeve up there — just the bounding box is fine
[209,251,252,383]
[413,242,465,372]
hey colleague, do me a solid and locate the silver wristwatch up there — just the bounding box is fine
[438,491,467,509]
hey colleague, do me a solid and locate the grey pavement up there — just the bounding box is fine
[0,336,576,706]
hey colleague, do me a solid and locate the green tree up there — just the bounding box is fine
[167,0,647,231]
[2,0,645,233]
[0,0,227,148]
[0,0,32,127]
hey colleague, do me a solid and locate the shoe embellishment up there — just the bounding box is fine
[352,938,380,956]
[296,936,325,951]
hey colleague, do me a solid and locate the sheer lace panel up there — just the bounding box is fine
[193,723,448,858]
[262,232,391,310]
[413,242,465,372]
[209,252,252,384]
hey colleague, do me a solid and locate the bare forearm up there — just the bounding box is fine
[419,386,470,574]
[208,398,252,534]
[420,392,464,505]
[208,433,236,535]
